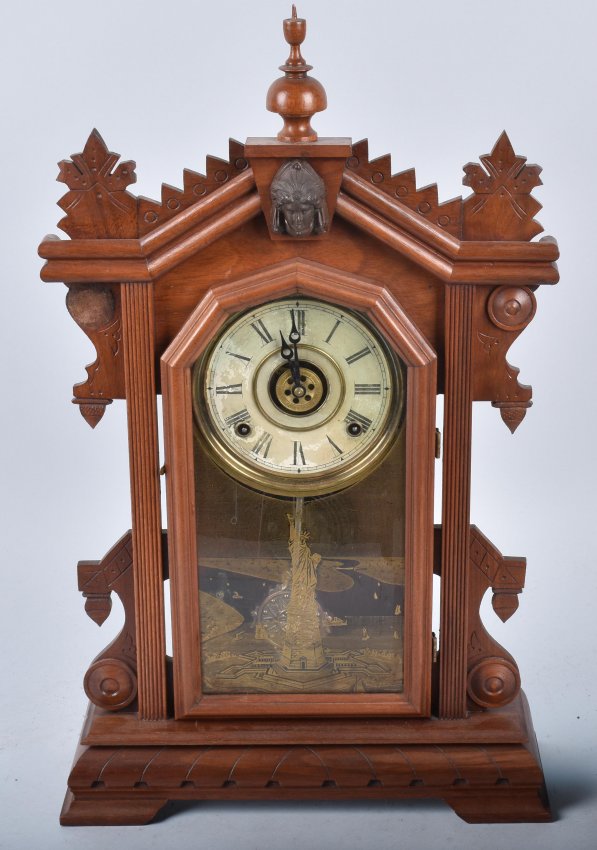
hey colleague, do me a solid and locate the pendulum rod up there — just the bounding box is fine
[294,496,304,538]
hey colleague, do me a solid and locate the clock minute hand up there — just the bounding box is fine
[289,309,301,345]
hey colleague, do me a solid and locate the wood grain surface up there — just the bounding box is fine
[40,9,557,824]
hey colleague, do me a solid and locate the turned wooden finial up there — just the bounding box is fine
[266,7,327,143]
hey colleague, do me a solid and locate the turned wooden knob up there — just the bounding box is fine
[84,658,138,711]
[467,657,520,709]
[266,6,327,143]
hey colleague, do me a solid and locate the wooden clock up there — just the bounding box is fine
[39,8,559,825]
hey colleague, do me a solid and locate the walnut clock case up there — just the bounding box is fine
[39,9,559,826]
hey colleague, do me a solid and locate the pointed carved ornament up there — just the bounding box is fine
[463,131,543,241]
[57,129,138,239]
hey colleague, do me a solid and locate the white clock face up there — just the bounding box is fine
[192,298,403,496]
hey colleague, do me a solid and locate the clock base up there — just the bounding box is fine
[60,693,552,825]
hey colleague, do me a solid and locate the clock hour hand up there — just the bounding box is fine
[288,309,302,384]
[280,331,301,386]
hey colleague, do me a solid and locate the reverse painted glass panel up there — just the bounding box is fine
[194,433,406,694]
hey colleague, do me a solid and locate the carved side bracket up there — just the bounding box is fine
[472,285,536,432]
[56,129,138,426]
[462,132,543,241]
[346,140,463,237]
[57,130,139,239]
[434,525,525,711]
[466,526,525,710]
[65,283,125,427]
[137,139,249,235]
[461,133,545,433]
[77,531,169,713]
[78,532,137,711]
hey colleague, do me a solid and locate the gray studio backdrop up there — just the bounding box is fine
[1,1,595,848]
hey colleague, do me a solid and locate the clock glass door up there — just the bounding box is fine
[191,298,407,695]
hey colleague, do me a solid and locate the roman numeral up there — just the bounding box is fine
[226,350,251,363]
[325,319,341,343]
[224,408,250,428]
[250,319,273,344]
[293,441,306,466]
[252,431,273,458]
[346,346,371,365]
[215,384,243,395]
[355,383,381,395]
[327,435,343,455]
[345,409,373,432]
[293,308,306,335]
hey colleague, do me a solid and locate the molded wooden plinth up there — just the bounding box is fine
[60,790,168,826]
[61,694,551,825]
[445,785,551,823]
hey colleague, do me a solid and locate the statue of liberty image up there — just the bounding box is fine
[279,513,328,671]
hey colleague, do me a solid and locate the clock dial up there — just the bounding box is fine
[192,298,403,496]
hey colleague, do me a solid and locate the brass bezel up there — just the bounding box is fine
[191,298,405,497]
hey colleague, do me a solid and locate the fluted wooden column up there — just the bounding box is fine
[121,282,167,720]
[439,285,473,719]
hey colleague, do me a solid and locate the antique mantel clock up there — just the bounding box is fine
[39,8,559,825]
